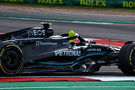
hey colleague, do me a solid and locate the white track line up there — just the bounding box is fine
[3,16,115,25]
[85,76,135,81]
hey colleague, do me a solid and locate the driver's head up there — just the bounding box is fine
[68,30,75,37]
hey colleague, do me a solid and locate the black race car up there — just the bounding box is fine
[0,23,135,76]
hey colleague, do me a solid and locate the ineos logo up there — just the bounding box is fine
[28,30,46,36]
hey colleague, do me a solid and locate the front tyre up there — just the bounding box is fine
[118,43,135,75]
[0,42,23,76]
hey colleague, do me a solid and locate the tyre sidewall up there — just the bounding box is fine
[118,43,135,75]
[0,42,23,75]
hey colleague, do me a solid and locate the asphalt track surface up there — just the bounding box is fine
[0,17,135,41]
[0,5,135,41]
[0,6,135,76]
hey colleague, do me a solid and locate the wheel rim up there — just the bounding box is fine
[129,46,135,72]
[4,50,19,69]
[130,47,135,65]
[1,47,23,74]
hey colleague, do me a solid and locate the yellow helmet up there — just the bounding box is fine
[68,30,75,37]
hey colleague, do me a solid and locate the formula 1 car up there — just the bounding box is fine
[0,23,135,76]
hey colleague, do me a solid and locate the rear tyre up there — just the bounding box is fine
[0,42,23,76]
[118,43,135,75]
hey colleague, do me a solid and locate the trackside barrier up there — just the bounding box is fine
[0,0,135,8]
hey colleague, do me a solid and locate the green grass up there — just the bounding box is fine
[0,81,135,90]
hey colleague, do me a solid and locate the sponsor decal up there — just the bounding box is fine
[63,42,70,45]
[80,0,107,7]
[27,30,46,36]
[54,50,81,56]
[11,35,16,40]
[87,48,102,52]
[36,41,57,46]
[37,0,64,5]
[1,0,24,3]
[123,1,135,8]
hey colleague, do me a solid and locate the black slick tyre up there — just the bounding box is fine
[0,42,23,76]
[118,43,135,75]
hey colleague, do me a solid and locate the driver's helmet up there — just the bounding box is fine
[68,30,75,37]
[68,30,75,43]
